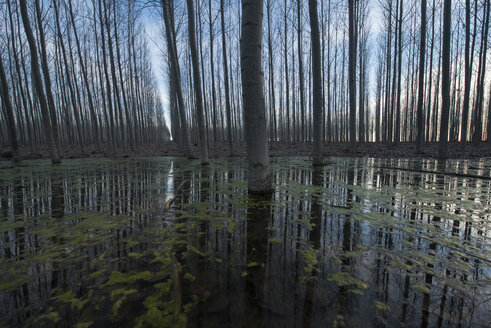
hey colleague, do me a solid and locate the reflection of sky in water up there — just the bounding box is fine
[0,157,489,327]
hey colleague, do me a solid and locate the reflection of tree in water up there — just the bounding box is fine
[0,158,489,327]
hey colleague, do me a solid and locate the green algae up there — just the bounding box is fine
[327,272,369,290]
[102,271,153,288]
[53,290,90,310]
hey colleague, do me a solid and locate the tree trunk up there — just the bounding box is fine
[438,0,451,159]
[348,0,356,146]
[161,0,193,158]
[395,0,403,143]
[221,0,234,155]
[52,0,85,154]
[0,54,20,162]
[297,0,306,142]
[34,0,61,152]
[309,0,323,165]
[240,0,272,193]
[186,0,209,164]
[416,0,427,152]
[68,0,100,147]
[472,0,489,144]
[19,0,60,163]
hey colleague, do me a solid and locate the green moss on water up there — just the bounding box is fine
[0,220,31,232]
[413,282,430,294]
[129,252,145,259]
[74,322,93,328]
[183,273,195,282]
[53,290,89,310]
[301,247,318,274]
[134,279,188,328]
[375,301,390,312]
[111,288,137,316]
[187,245,206,256]
[327,272,368,290]
[102,271,153,288]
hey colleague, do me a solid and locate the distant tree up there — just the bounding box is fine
[297,0,306,142]
[438,0,451,159]
[240,0,272,193]
[416,0,427,152]
[348,0,356,146]
[309,0,323,166]
[221,0,234,155]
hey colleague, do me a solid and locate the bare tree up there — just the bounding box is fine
[19,0,60,163]
[240,0,272,193]
[348,0,356,146]
[438,0,451,159]
[0,54,20,162]
[309,0,323,166]
[186,0,209,164]
[416,0,426,152]
[221,0,234,155]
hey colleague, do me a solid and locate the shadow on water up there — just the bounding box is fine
[0,157,490,327]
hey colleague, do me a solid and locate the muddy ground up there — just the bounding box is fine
[2,141,491,161]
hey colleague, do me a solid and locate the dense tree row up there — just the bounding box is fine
[0,0,170,162]
[163,0,490,150]
[1,0,490,174]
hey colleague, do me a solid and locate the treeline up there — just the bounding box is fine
[0,0,169,162]
[165,0,490,149]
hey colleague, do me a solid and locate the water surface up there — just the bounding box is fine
[0,157,489,327]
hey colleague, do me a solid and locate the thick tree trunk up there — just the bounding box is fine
[395,0,403,143]
[416,0,427,152]
[221,0,234,155]
[438,0,451,159]
[309,0,323,166]
[34,0,61,152]
[284,0,290,142]
[348,0,356,146]
[472,0,489,144]
[19,0,60,163]
[161,0,193,158]
[186,0,209,164]
[240,0,272,193]
[297,0,306,142]
[208,0,218,150]
[0,55,20,162]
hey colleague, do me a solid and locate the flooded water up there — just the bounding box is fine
[0,157,490,327]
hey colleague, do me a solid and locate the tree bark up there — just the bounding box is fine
[416,0,426,152]
[0,54,20,162]
[297,0,306,142]
[348,0,356,146]
[161,0,193,158]
[309,0,323,166]
[19,0,60,163]
[240,0,272,193]
[438,0,451,159]
[34,0,61,152]
[221,0,234,155]
[186,0,209,164]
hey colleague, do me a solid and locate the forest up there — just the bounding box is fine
[0,0,490,327]
[0,0,490,163]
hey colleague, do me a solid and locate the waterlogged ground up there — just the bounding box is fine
[0,157,489,327]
